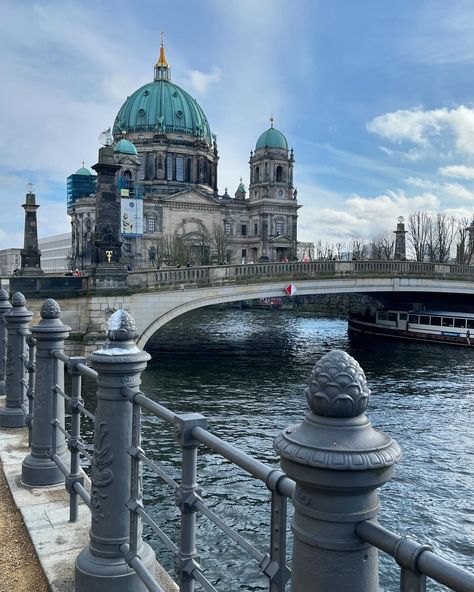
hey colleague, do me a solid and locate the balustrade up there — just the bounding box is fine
[1,292,473,591]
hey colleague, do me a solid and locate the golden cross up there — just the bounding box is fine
[105,250,113,262]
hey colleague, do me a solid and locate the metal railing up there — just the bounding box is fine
[1,290,474,592]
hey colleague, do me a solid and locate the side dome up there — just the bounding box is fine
[256,127,288,150]
[114,138,138,155]
[75,166,92,175]
[113,80,212,144]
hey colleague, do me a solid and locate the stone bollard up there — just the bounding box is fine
[22,299,70,486]
[75,309,155,592]
[0,289,12,397]
[274,350,401,592]
[0,292,33,427]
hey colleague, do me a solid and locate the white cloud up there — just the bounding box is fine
[439,164,474,179]
[184,67,221,95]
[367,106,474,156]
[442,182,474,201]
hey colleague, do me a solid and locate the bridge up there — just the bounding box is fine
[9,259,474,353]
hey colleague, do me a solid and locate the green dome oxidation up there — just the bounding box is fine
[113,80,212,143]
[255,127,288,150]
[75,166,92,175]
[114,138,138,155]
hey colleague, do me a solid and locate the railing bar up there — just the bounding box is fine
[51,452,69,477]
[73,481,91,508]
[193,569,219,592]
[136,506,179,553]
[138,452,180,489]
[357,521,474,592]
[75,441,93,462]
[55,387,72,402]
[76,363,98,381]
[121,546,164,592]
[77,403,95,421]
[52,350,69,363]
[122,388,176,424]
[191,426,295,497]
[54,422,69,437]
[194,498,265,563]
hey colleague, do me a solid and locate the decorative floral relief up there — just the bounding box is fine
[90,422,114,522]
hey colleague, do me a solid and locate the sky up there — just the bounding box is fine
[2,0,474,250]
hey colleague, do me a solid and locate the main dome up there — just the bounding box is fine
[113,79,212,143]
[255,126,288,150]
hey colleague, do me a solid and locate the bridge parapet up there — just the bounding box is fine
[8,260,474,297]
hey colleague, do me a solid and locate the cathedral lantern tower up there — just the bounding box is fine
[248,117,299,261]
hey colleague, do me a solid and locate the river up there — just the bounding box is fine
[84,307,474,590]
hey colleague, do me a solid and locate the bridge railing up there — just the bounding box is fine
[124,260,474,291]
[2,291,474,591]
[8,260,474,296]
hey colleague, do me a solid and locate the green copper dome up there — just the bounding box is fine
[75,166,92,175]
[255,127,288,150]
[114,138,138,155]
[113,79,212,143]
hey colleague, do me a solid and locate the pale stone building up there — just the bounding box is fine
[67,43,301,269]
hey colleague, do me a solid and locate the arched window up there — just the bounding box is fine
[276,165,283,182]
[255,166,260,182]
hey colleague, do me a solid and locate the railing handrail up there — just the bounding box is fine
[357,520,474,592]
[122,387,295,498]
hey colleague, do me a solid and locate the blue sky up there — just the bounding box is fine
[2,0,474,250]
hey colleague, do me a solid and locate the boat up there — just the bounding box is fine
[348,308,474,346]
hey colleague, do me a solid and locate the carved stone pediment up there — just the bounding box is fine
[164,190,220,206]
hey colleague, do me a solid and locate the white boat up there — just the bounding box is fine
[348,309,474,346]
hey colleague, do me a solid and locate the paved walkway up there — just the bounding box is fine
[0,425,178,592]
[0,455,50,592]
[0,427,89,591]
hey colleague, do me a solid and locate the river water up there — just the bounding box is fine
[85,307,474,590]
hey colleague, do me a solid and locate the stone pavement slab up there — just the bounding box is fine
[0,427,178,592]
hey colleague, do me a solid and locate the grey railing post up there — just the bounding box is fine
[274,350,401,592]
[0,289,12,397]
[22,299,70,485]
[75,309,155,592]
[175,413,207,592]
[0,292,33,427]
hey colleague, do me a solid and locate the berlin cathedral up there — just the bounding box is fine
[67,42,300,269]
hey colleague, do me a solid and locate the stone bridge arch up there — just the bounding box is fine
[131,276,474,349]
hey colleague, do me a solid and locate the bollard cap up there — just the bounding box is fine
[274,350,401,472]
[0,289,12,313]
[106,309,136,342]
[7,292,33,322]
[31,298,70,334]
[307,350,369,417]
[11,292,26,307]
[41,298,60,319]
[90,309,150,363]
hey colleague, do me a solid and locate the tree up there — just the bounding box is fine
[427,213,456,263]
[455,217,474,265]
[369,232,394,260]
[350,237,369,260]
[407,211,431,261]
[212,223,231,264]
